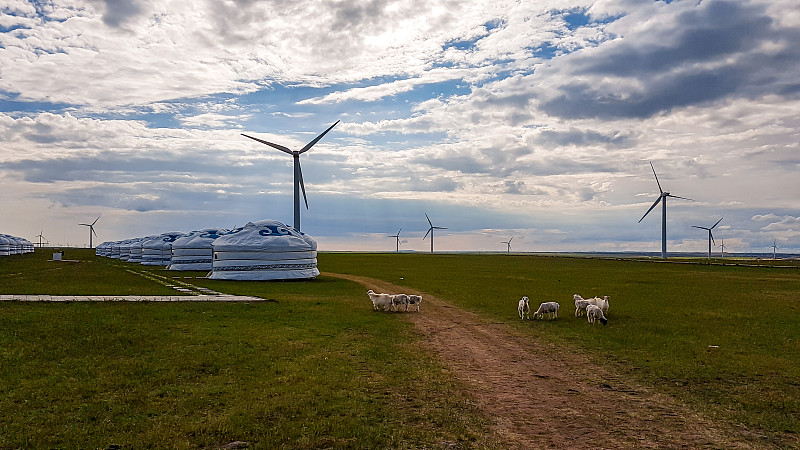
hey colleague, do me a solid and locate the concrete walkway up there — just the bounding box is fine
[0,294,265,302]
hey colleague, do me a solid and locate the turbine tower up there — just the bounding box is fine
[388,228,402,253]
[242,120,340,232]
[638,162,693,259]
[79,216,99,249]
[500,237,513,253]
[692,217,722,259]
[423,213,447,253]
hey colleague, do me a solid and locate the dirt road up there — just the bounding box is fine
[325,272,776,449]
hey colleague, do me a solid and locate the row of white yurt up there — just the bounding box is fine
[168,228,229,271]
[0,235,35,256]
[209,220,319,280]
[142,232,184,266]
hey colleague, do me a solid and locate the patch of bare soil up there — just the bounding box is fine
[325,273,788,449]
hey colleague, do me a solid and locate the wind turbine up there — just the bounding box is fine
[388,228,402,253]
[638,162,693,259]
[771,240,779,259]
[242,120,340,232]
[423,213,447,253]
[36,230,48,248]
[692,217,722,259]
[500,237,513,253]
[718,239,726,258]
[79,216,99,249]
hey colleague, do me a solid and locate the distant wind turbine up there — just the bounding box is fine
[388,228,402,253]
[771,240,779,259]
[692,217,722,259]
[718,239,726,258]
[423,213,447,253]
[242,120,340,232]
[500,237,513,253]
[638,162,693,259]
[36,230,48,248]
[79,216,99,249]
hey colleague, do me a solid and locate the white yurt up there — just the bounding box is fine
[109,241,123,259]
[128,237,149,263]
[119,239,134,261]
[169,228,229,271]
[0,235,11,256]
[141,232,184,266]
[209,220,319,281]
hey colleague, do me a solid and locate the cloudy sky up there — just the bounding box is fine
[2,0,799,254]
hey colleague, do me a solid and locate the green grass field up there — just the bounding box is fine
[2,250,799,447]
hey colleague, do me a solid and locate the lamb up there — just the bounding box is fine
[586,304,608,325]
[518,296,530,320]
[391,293,409,312]
[533,301,560,320]
[367,289,393,311]
[406,294,423,312]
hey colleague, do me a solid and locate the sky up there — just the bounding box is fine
[1,0,799,254]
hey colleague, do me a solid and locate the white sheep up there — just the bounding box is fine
[533,301,560,320]
[586,296,610,315]
[518,296,530,320]
[391,293,409,312]
[407,294,422,312]
[586,304,608,325]
[574,299,592,317]
[367,290,393,311]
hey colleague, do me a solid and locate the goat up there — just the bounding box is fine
[586,304,608,325]
[367,290,393,311]
[407,294,422,312]
[518,296,530,320]
[533,301,560,320]
[391,293,409,312]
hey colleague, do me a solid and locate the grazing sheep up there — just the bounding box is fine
[586,304,608,325]
[407,294,423,312]
[533,301,560,320]
[574,299,592,317]
[586,296,610,315]
[391,293,409,312]
[518,296,530,320]
[367,290,393,311]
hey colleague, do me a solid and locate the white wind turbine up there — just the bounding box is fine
[388,228,402,253]
[638,162,693,259]
[500,237,513,253]
[242,120,340,232]
[423,213,447,253]
[36,229,49,248]
[718,239,726,258]
[770,240,779,259]
[79,216,99,249]
[692,217,722,259]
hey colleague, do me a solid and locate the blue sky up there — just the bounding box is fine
[1,0,799,254]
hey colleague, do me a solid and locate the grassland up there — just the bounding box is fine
[2,249,799,447]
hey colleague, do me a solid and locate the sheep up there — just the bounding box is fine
[391,293,409,312]
[586,296,610,315]
[406,294,423,312]
[518,296,530,320]
[586,304,608,325]
[367,290,393,311]
[533,301,560,320]
[574,299,592,317]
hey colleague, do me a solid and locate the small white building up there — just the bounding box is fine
[209,220,319,280]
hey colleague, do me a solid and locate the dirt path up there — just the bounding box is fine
[324,272,776,449]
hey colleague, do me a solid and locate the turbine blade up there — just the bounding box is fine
[398,228,402,234]
[709,230,715,246]
[667,194,694,201]
[424,227,432,240]
[650,161,663,194]
[299,120,340,154]
[79,223,90,227]
[692,226,707,230]
[425,213,433,228]
[298,161,309,209]
[434,226,448,230]
[638,197,662,223]
[711,217,723,229]
[509,237,513,243]
[241,133,293,155]
[92,227,97,237]
[92,216,100,226]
